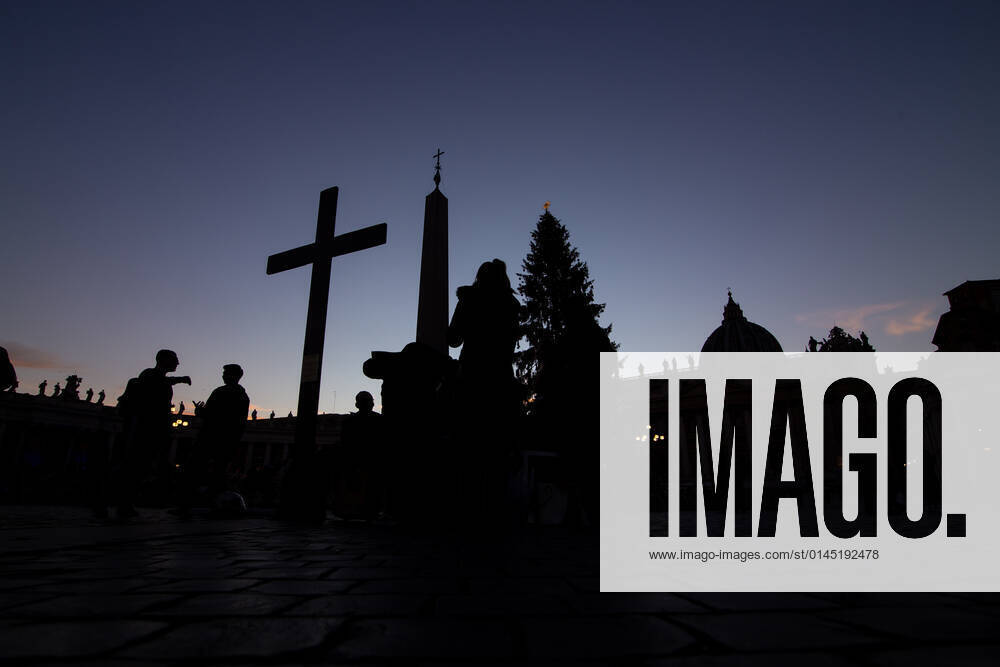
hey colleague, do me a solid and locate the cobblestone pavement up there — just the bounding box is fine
[0,506,997,665]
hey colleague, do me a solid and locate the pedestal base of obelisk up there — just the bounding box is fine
[363,342,466,524]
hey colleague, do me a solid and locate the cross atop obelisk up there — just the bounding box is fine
[416,150,449,354]
[266,186,387,521]
[432,149,444,187]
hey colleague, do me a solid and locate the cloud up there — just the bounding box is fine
[795,302,906,333]
[796,301,940,340]
[0,341,70,369]
[885,308,937,336]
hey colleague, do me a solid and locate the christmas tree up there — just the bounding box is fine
[516,208,617,413]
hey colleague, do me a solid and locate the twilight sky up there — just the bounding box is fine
[2,0,998,416]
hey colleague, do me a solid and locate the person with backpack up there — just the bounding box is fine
[107,349,190,519]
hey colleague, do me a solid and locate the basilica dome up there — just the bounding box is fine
[701,291,783,352]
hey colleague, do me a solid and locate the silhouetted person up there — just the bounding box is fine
[178,401,185,415]
[52,382,61,398]
[330,391,385,520]
[178,364,249,515]
[251,408,257,421]
[111,349,191,519]
[449,260,521,395]
[808,336,819,352]
[96,389,105,405]
[0,347,16,393]
[85,387,94,403]
[269,410,275,419]
[448,259,521,524]
[38,379,47,396]
[287,411,293,418]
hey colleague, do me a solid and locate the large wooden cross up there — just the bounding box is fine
[267,186,386,520]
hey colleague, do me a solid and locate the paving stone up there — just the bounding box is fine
[810,592,963,607]
[675,612,880,651]
[960,601,1000,617]
[507,562,597,577]
[227,560,297,570]
[122,618,341,659]
[154,565,247,577]
[868,645,1000,666]
[569,593,705,615]
[153,557,228,567]
[941,592,1000,603]
[152,593,301,616]
[0,620,167,657]
[522,616,695,658]
[649,652,862,666]
[137,578,261,593]
[362,555,439,567]
[469,577,576,595]
[16,555,89,564]
[5,593,179,617]
[285,594,429,616]
[324,566,413,580]
[42,568,164,581]
[0,562,78,573]
[250,579,355,595]
[333,619,513,659]
[0,578,50,591]
[436,593,569,616]
[568,576,600,592]
[351,578,459,594]
[680,592,837,611]
[89,557,169,568]
[240,567,329,579]
[0,592,60,612]
[298,554,365,564]
[32,578,157,594]
[448,565,505,577]
[821,606,1000,642]
[233,550,309,560]
[23,661,170,667]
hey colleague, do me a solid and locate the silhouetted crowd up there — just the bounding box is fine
[83,350,245,519]
[2,259,592,529]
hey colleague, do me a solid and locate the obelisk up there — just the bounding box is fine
[416,149,449,355]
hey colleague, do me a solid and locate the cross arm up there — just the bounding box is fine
[266,223,388,275]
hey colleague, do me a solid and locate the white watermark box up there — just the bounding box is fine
[600,353,999,591]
